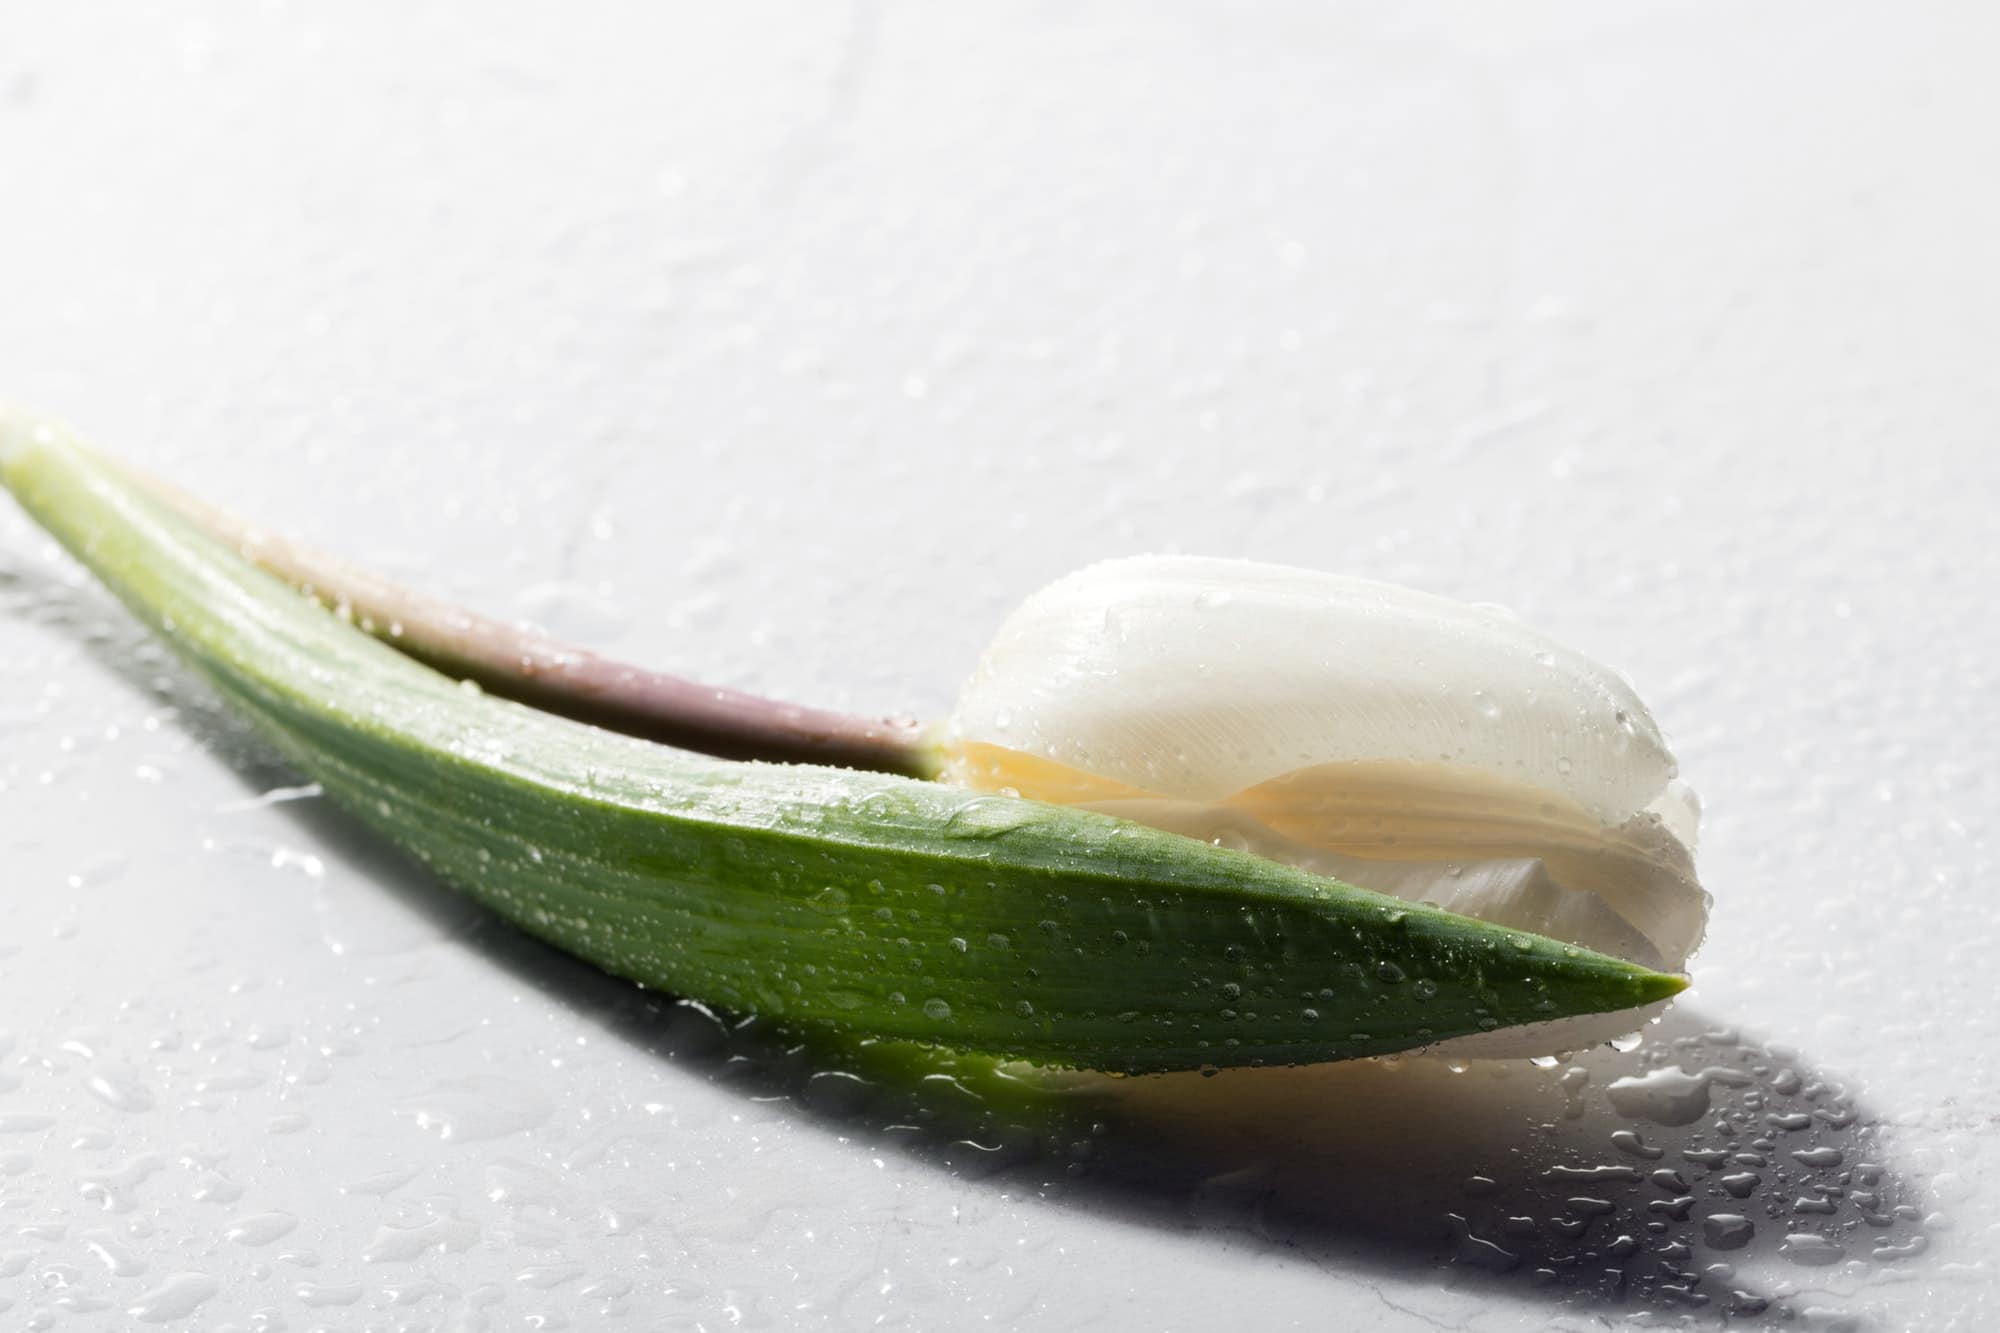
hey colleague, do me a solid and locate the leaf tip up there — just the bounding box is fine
[0,402,60,478]
[1635,968,1691,1005]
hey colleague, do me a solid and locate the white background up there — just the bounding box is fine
[2,3,1996,1329]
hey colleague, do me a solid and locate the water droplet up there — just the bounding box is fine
[80,1231,146,1277]
[1778,1233,1845,1266]
[944,797,1034,839]
[801,1069,877,1119]
[1445,1213,1520,1273]
[127,1273,219,1323]
[215,782,323,814]
[1702,1214,1754,1250]
[1872,1235,1929,1261]
[922,998,952,1021]
[225,1212,298,1247]
[341,1166,420,1197]
[1719,1171,1760,1199]
[1609,1129,1664,1160]
[294,1280,365,1307]
[1605,1065,1752,1127]
[362,1212,480,1263]
[82,1066,154,1113]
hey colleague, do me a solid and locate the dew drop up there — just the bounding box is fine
[128,1273,219,1323]
[1605,1065,1752,1127]
[1778,1233,1845,1266]
[1703,1214,1754,1250]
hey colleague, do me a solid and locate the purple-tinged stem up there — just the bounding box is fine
[117,460,943,779]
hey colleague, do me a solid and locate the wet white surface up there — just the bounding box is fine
[3,3,1997,1329]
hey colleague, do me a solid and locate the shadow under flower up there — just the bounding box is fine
[4,551,1932,1327]
[540,983,1929,1327]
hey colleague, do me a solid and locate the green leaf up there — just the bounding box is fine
[0,419,1685,1073]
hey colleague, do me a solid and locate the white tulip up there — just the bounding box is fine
[943,556,1707,1057]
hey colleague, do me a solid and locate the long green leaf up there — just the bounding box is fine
[0,419,1684,1073]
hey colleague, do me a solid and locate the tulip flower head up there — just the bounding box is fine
[943,556,1706,1056]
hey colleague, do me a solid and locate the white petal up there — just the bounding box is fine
[950,556,1677,824]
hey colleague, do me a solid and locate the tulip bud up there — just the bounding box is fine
[944,556,1707,1056]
